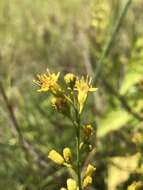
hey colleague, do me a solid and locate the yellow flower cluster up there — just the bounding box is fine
[33,70,97,190]
[83,164,96,187]
[48,147,72,166]
[48,149,96,189]
[59,163,96,189]
[33,70,97,114]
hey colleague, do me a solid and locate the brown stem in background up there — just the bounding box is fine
[102,79,143,121]
[0,81,48,167]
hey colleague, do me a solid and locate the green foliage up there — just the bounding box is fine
[0,0,143,189]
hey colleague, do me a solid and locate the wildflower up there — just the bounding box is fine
[67,179,77,190]
[83,176,92,187]
[128,181,143,190]
[51,96,69,114]
[64,73,77,89]
[48,150,64,165]
[33,70,62,95]
[63,147,72,162]
[85,164,96,176]
[83,124,94,139]
[74,76,97,113]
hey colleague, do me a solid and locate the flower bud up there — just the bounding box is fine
[83,176,92,187]
[63,147,72,162]
[64,73,76,89]
[48,150,64,165]
[85,164,96,176]
[83,124,94,139]
[51,97,69,114]
[67,179,77,190]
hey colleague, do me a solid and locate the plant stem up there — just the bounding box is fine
[94,0,132,83]
[76,113,82,190]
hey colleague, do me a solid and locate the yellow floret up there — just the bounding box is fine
[64,73,77,89]
[74,76,97,113]
[33,70,62,96]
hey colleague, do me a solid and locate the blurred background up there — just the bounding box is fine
[0,0,143,189]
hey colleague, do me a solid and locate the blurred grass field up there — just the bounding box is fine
[0,0,143,189]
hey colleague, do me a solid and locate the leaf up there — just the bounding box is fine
[97,109,130,138]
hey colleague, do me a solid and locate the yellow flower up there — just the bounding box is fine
[48,150,64,165]
[67,179,77,190]
[128,181,143,190]
[74,76,97,113]
[83,124,94,139]
[33,70,62,95]
[63,147,72,162]
[60,188,67,190]
[85,164,96,176]
[83,176,92,187]
[64,73,77,89]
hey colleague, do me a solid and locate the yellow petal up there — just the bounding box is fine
[89,87,98,92]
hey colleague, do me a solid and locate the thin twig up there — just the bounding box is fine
[82,148,96,169]
[89,0,141,121]
[102,79,143,121]
[94,0,132,82]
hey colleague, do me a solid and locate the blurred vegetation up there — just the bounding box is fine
[0,0,143,189]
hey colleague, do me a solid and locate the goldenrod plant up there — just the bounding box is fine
[33,70,97,190]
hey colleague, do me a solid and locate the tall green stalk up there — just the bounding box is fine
[76,112,82,190]
[35,71,97,189]
[94,0,132,83]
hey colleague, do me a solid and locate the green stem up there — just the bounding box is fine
[94,0,132,83]
[76,113,82,190]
